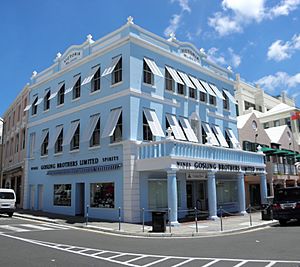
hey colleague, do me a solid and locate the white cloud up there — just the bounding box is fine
[208,13,242,36]
[164,14,182,37]
[207,47,241,68]
[267,34,300,61]
[209,0,300,36]
[268,0,300,18]
[256,72,300,94]
[164,0,191,37]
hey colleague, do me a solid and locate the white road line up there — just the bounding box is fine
[0,225,29,232]
[143,256,170,267]
[125,255,147,263]
[108,253,126,259]
[172,258,194,267]
[233,260,248,267]
[264,261,277,267]
[77,249,91,253]
[40,223,71,229]
[18,224,56,231]
[92,251,107,256]
[201,259,220,267]
[64,246,76,250]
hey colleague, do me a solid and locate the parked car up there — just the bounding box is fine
[0,189,16,217]
[273,187,300,226]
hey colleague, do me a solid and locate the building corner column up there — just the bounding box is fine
[207,170,218,220]
[259,173,268,204]
[167,169,179,226]
[237,172,247,215]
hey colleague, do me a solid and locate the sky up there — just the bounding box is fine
[0,0,300,116]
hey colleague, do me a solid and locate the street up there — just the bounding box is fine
[0,215,299,267]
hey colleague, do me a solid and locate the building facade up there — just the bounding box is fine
[24,18,266,223]
[1,85,29,208]
[238,112,299,207]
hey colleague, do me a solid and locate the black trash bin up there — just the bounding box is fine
[152,211,167,232]
[261,204,273,220]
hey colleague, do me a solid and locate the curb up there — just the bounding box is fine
[13,213,278,238]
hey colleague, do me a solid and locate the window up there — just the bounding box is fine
[165,68,174,91]
[143,113,154,141]
[112,57,122,84]
[209,95,216,106]
[90,183,114,208]
[111,112,122,143]
[29,132,36,158]
[225,131,233,148]
[31,97,38,115]
[90,117,100,147]
[21,129,26,150]
[189,87,196,99]
[263,122,269,129]
[92,67,101,92]
[10,138,14,156]
[53,184,71,206]
[41,129,49,156]
[73,76,81,99]
[274,120,280,127]
[143,59,153,85]
[55,128,63,153]
[285,117,292,129]
[223,91,229,110]
[216,181,238,205]
[148,180,180,209]
[70,122,80,150]
[57,84,65,105]
[44,90,50,111]
[143,109,165,138]
[15,134,19,153]
[200,92,207,102]
[244,100,255,110]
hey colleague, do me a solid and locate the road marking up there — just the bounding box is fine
[265,261,277,267]
[172,258,194,267]
[1,233,300,267]
[0,225,29,232]
[201,259,220,266]
[233,260,248,267]
[19,224,58,231]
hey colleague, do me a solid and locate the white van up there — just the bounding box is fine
[0,189,16,217]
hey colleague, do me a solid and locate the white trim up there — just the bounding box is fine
[49,91,58,100]
[179,117,198,142]
[23,104,32,112]
[223,89,237,104]
[189,76,206,93]
[165,66,184,85]
[102,108,122,137]
[209,84,225,100]
[199,81,216,97]
[212,125,229,147]
[177,71,195,88]
[144,58,163,77]
[85,114,100,141]
[101,55,121,77]
[166,114,186,140]
[48,125,63,149]
[226,129,240,149]
[62,120,80,146]
[35,98,43,106]
[143,109,165,137]
[202,123,219,146]
[81,67,99,86]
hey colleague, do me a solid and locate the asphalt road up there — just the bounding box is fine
[0,215,299,267]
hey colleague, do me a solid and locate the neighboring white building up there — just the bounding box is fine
[235,74,300,146]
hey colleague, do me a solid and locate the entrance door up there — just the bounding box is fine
[37,184,44,210]
[249,184,261,207]
[75,183,85,216]
[186,180,207,211]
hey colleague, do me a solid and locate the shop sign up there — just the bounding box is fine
[61,50,82,68]
[31,156,119,171]
[180,48,200,63]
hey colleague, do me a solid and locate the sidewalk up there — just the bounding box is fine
[13,209,278,237]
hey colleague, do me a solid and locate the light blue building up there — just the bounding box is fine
[24,17,267,224]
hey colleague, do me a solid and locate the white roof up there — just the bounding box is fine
[264,103,295,116]
[265,125,288,144]
[237,113,253,129]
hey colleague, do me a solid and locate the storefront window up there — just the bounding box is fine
[216,180,238,205]
[90,183,114,208]
[53,184,71,206]
[148,180,180,209]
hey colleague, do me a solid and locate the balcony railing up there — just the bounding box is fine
[138,139,264,165]
[273,164,298,175]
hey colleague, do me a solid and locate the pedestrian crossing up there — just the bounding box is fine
[0,223,71,234]
[2,233,300,267]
